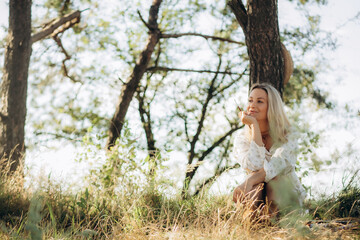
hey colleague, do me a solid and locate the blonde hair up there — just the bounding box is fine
[247,83,291,146]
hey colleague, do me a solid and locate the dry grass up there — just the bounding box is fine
[0,158,359,239]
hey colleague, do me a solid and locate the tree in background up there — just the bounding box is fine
[107,0,162,150]
[0,0,32,172]
[9,0,336,196]
[0,0,81,173]
[228,0,286,94]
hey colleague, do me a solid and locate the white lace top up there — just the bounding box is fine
[233,128,306,204]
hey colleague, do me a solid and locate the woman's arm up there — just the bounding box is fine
[263,132,298,182]
[250,121,263,147]
[247,168,266,186]
[240,168,266,192]
[232,112,267,172]
[233,131,265,172]
[239,111,263,147]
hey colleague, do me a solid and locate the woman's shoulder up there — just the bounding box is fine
[271,127,298,151]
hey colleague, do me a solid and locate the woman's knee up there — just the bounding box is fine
[233,183,265,204]
[233,186,245,203]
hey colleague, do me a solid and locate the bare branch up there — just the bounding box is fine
[227,0,248,34]
[185,125,242,197]
[188,57,222,165]
[193,163,241,196]
[137,10,152,30]
[147,66,242,75]
[107,0,162,149]
[198,126,241,162]
[34,131,80,142]
[53,35,82,83]
[214,68,247,95]
[161,32,245,45]
[31,10,81,44]
[172,109,190,143]
[136,87,158,159]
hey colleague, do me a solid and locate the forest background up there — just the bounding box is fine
[0,0,359,201]
[0,0,360,239]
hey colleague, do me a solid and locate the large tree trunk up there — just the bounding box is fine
[0,0,32,172]
[228,0,284,95]
[107,0,162,149]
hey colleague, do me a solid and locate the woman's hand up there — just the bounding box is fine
[233,181,254,203]
[238,111,263,146]
[238,111,257,126]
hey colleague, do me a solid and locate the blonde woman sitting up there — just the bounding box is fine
[232,83,305,215]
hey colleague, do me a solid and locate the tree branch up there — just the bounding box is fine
[227,0,248,34]
[198,126,241,162]
[31,10,81,44]
[188,57,222,165]
[161,32,245,45]
[136,87,158,159]
[34,131,80,142]
[182,57,223,198]
[147,66,242,75]
[53,35,81,83]
[174,111,190,143]
[214,68,247,95]
[193,163,241,196]
[137,10,152,30]
[107,0,162,149]
[186,125,242,197]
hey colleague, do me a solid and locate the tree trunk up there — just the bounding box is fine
[0,0,32,172]
[0,4,81,173]
[107,0,162,149]
[228,0,284,95]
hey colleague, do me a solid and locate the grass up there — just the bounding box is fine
[0,160,359,239]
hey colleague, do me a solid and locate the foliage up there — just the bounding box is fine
[79,124,145,198]
[0,163,359,239]
[308,173,360,220]
[0,0,340,201]
[0,159,30,220]
[24,0,335,145]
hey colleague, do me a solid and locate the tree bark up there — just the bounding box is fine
[228,0,284,95]
[0,0,32,172]
[107,0,162,149]
[0,6,81,173]
[137,89,157,158]
[31,10,81,44]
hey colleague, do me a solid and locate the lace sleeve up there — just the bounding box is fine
[263,131,299,182]
[233,131,266,172]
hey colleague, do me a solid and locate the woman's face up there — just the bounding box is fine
[247,88,268,122]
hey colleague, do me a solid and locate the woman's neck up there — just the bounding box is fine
[258,120,269,135]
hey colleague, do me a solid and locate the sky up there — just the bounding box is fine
[0,0,359,197]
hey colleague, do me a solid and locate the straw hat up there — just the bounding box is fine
[281,43,294,85]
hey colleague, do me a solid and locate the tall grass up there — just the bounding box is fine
[1,173,359,239]
[0,147,359,239]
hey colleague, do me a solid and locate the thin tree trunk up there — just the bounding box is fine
[0,6,80,173]
[107,0,162,149]
[228,0,284,95]
[0,0,32,172]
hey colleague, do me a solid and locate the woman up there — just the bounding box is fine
[232,83,305,215]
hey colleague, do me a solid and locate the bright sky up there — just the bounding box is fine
[0,0,359,196]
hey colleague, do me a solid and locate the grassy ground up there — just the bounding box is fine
[0,165,359,239]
